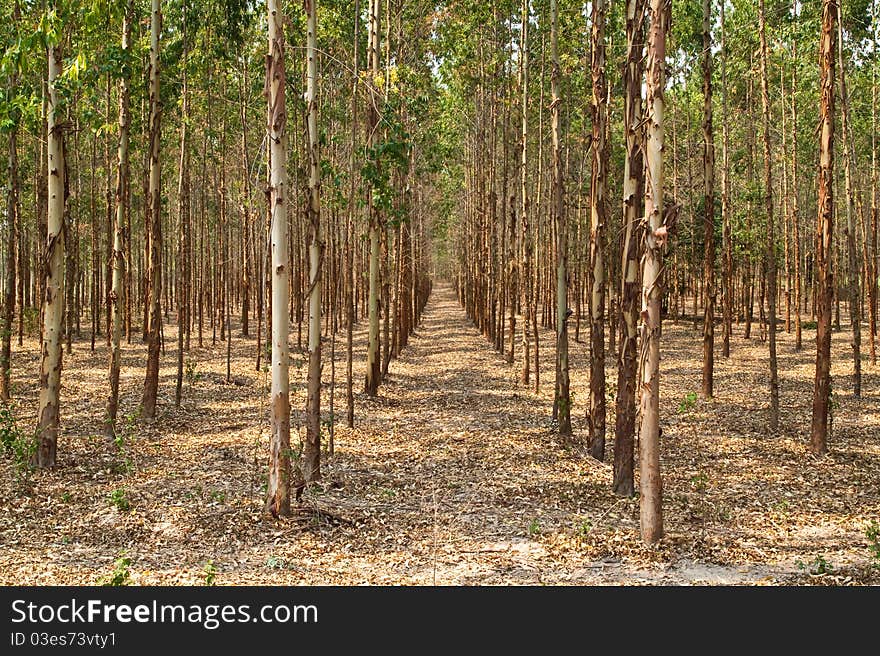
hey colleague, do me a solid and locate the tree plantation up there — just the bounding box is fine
[1,0,879,586]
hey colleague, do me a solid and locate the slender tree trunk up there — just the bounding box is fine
[588,0,608,458]
[518,0,528,380]
[638,0,669,544]
[106,0,133,435]
[758,0,779,431]
[870,0,878,365]
[613,0,645,497]
[265,0,292,517]
[1,0,20,401]
[302,0,322,484]
[239,63,252,340]
[836,6,861,397]
[549,0,570,437]
[365,0,381,397]
[174,8,189,409]
[701,0,715,398]
[811,0,836,457]
[141,0,163,420]
[721,0,732,358]
[792,36,803,352]
[36,34,66,468]
[346,0,360,428]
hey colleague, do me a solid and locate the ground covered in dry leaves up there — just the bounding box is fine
[1,283,878,586]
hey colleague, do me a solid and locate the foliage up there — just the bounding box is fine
[796,555,834,575]
[99,552,131,586]
[1,405,37,490]
[866,521,880,568]
[203,559,217,585]
[678,391,698,414]
[108,487,131,512]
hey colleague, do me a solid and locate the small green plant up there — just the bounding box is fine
[528,518,541,536]
[108,487,131,512]
[203,560,217,586]
[123,405,142,432]
[61,491,72,503]
[578,519,592,537]
[1,405,37,490]
[185,359,202,385]
[0,404,18,452]
[100,553,131,586]
[865,521,880,568]
[265,555,284,569]
[678,391,698,414]
[690,472,709,492]
[209,489,226,504]
[796,555,834,575]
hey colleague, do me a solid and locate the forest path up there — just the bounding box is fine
[323,281,586,584]
[320,282,752,584]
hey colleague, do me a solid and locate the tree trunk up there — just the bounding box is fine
[302,0,322,484]
[721,0,732,359]
[365,0,381,397]
[107,0,132,435]
[792,35,803,352]
[1,0,20,402]
[758,0,779,431]
[836,6,861,397]
[265,0,292,517]
[174,7,189,409]
[811,0,836,457]
[346,0,360,428]
[588,0,608,458]
[36,35,66,468]
[701,0,715,399]
[613,0,645,498]
[549,0,570,437]
[517,0,528,380]
[638,0,669,545]
[142,0,163,420]
[870,0,878,365]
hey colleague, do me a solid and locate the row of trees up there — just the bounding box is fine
[3,0,876,543]
[447,0,874,542]
[1,0,439,515]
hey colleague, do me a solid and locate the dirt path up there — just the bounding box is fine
[1,283,878,585]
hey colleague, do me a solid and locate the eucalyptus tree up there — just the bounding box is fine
[758,0,779,431]
[141,0,163,420]
[265,0,291,517]
[811,0,837,457]
[836,2,861,397]
[700,0,715,399]
[1,0,24,402]
[302,0,322,484]
[588,0,609,459]
[36,3,66,467]
[550,0,570,438]
[106,0,134,437]
[639,0,670,544]
[613,0,645,497]
[364,0,381,397]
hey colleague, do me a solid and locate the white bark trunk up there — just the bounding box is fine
[266,0,292,516]
[36,37,66,467]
